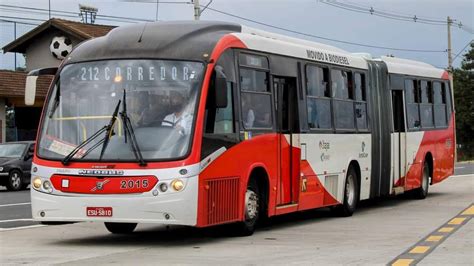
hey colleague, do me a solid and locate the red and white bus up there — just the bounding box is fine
[26,21,455,235]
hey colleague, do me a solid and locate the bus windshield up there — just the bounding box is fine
[37,60,204,162]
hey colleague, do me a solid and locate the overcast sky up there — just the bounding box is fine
[1,0,472,70]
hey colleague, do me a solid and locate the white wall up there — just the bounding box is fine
[25,30,81,71]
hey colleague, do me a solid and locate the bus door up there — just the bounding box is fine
[273,76,300,206]
[391,90,407,191]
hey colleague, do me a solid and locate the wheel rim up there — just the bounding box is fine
[10,172,21,189]
[245,189,259,221]
[346,175,355,206]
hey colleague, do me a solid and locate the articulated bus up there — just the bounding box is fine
[26,21,455,235]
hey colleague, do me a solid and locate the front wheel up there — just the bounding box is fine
[6,170,23,191]
[413,161,430,199]
[235,179,260,236]
[334,167,359,217]
[104,222,137,234]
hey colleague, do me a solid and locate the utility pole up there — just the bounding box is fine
[193,0,200,20]
[447,16,453,73]
[13,22,16,70]
[447,16,456,162]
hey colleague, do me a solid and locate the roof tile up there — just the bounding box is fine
[0,70,53,98]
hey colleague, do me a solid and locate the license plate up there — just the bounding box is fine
[86,207,113,217]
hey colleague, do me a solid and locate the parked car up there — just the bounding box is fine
[0,141,35,191]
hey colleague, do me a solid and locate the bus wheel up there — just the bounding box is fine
[236,179,260,236]
[413,162,430,199]
[334,167,359,217]
[104,222,137,234]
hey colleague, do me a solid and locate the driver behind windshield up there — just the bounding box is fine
[162,91,193,135]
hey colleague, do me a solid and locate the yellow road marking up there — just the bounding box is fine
[392,259,414,266]
[409,246,430,254]
[448,217,466,225]
[461,205,474,215]
[426,235,443,242]
[390,204,474,265]
[438,227,454,233]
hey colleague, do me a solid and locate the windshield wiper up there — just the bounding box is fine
[61,125,107,165]
[61,99,121,165]
[120,89,147,166]
[98,99,122,160]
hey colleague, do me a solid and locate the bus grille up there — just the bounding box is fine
[206,177,240,225]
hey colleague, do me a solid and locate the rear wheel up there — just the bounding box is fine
[6,170,22,191]
[334,167,359,217]
[104,222,137,234]
[413,161,430,199]
[235,179,260,236]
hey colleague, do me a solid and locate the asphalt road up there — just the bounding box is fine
[0,162,472,265]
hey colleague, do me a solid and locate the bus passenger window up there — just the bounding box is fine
[420,80,434,128]
[405,79,421,129]
[331,69,355,130]
[240,68,268,92]
[240,68,272,129]
[306,65,329,97]
[421,81,433,103]
[433,81,447,128]
[306,65,332,129]
[355,73,366,101]
[444,81,453,121]
[354,73,368,130]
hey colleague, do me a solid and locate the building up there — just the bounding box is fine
[1,18,115,142]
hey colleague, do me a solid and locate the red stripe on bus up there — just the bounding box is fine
[50,175,158,194]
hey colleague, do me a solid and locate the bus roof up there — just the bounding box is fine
[379,56,447,79]
[68,21,242,63]
[66,21,445,78]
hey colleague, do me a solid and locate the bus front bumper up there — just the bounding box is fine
[31,176,198,226]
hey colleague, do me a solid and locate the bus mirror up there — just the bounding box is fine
[215,76,228,108]
[25,67,58,106]
[25,76,38,106]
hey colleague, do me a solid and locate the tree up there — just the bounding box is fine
[453,42,474,160]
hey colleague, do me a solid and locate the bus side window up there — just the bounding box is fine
[239,67,272,129]
[405,79,421,129]
[331,69,355,130]
[444,81,453,122]
[306,65,331,130]
[354,73,368,131]
[433,81,447,128]
[420,80,434,128]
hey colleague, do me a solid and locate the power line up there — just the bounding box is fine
[341,0,446,22]
[0,4,154,23]
[0,15,46,22]
[319,0,474,34]
[0,19,40,26]
[452,40,473,61]
[202,6,447,53]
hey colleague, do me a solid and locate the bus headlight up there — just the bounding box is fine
[32,177,42,190]
[171,179,184,191]
[43,180,53,193]
[0,167,4,172]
